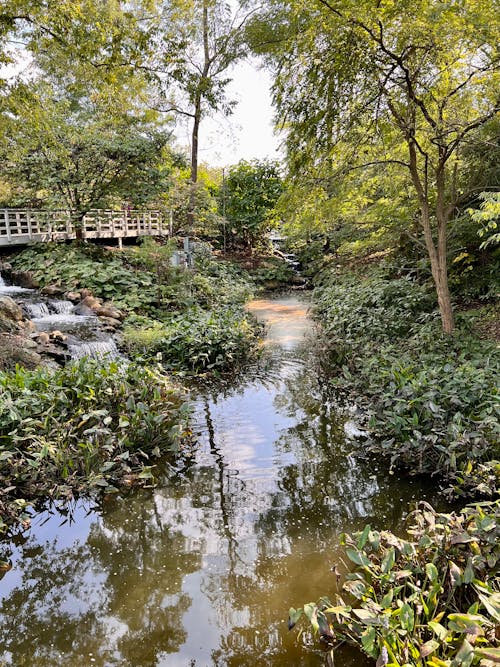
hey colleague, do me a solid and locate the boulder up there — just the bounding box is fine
[33,331,51,345]
[0,296,24,322]
[49,330,67,343]
[73,303,96,317]
[80,288,93,299]
[0,314,17,334]
[65,291,81,303]
[9,270,39,289]
[95,306,122,320]
[41,284,64,296]
[0,334,42,371]
[81,295,102,310]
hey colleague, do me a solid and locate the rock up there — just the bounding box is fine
[98,316,122,329]
[81,295,102,310]
[80,288,93,299]
[21,320,37,334]
[9,270,39,289]
[73,303,95,316]
[0,296,24,322]
[0,314,17,334]
[290,275,306,286]
[41,284,64,296]
[95,306,122,320]
[49,330,67,343]
[39,343,69,363]
[0,262,12,272]
[34,331,51,345]
[65,291,81,303]
[0,334,42,370]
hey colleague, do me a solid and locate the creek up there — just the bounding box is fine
[0,294,442,666]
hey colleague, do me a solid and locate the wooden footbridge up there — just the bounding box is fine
[0,209,168,247]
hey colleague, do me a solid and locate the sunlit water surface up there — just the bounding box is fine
[0,295,442,667]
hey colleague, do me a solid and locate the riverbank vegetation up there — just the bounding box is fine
[289,501,500,666]
[313,269,499,498]
[0,359,189,533]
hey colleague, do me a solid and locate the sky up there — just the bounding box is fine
[175,59,283,168]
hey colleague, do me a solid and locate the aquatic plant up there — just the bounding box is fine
[289,502,500,667]
[0,359,190,532]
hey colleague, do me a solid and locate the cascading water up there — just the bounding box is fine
[48,300,74,315]
[0,270,33,295]
[24,302,51,319]
[68,338,119,360]
[2,270,119,362]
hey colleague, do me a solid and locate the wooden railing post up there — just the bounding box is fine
[4,210,10,243]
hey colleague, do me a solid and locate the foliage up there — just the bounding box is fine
[313,271,500,495]
[247,256,295,288]
[290,501,500,667]
[0,359,190,532]
[10,243,158,312]
[251,0,500,332]
[219,160,283,250]
[123,306,262,374]
[0,79,175,214]
[469,193,500,250]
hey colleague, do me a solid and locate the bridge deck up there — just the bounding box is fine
[0,209,166,246]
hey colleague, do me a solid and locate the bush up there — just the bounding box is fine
[10,242,157,312]
[123,307,262,374]
[0,359,190,531]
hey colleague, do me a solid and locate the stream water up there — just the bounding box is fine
[0,295,441,667]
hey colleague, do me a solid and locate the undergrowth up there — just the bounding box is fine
[313,270,499,497]
[0,359,190,532]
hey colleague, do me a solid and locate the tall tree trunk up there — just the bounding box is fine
[187,0,210,231]
[408,141,455,333]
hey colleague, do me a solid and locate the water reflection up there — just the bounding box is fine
[0,295,440,666]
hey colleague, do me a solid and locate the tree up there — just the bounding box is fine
[251,0,500,332]
[219,159,283,250]
[150,0,257,226]
[0,80,176,224]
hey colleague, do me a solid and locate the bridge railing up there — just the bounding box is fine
[0,209,165,246]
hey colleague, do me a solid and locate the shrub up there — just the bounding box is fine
[312,272,500,496]
[123,307,262,374]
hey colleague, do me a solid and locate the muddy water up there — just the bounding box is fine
[0,296,440,666]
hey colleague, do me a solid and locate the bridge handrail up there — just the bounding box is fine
[0,208,165,245]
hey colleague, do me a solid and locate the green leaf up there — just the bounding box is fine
[426,562,439,583]
[357,524,371,550]
[361,626,378,658]
[428,621,449,641]
[381,548,396,574]
[346,548,371,568]
[454,640,475,667]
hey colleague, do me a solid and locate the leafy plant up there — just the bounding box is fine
[312,271,499,496]
[0,359,190,532]
[290,502,500,667]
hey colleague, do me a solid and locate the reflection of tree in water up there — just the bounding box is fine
[0,497,199,666]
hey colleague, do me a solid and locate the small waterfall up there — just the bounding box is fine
[68,338,119,361]
[25,302,51,319]
[0,273,5,287]
[49,300,74,315]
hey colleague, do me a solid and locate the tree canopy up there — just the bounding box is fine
[249,0,500,331]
